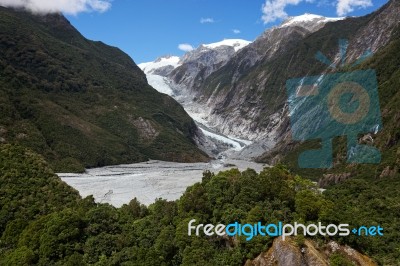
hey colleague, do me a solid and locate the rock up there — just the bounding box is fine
[326,241,377,266]
[303,240,328,266]
[169,44,238,93]
[318,173,351,188]
[379,166,398,178]
[246,237,377,266]
[359,133,374,144]
[246,237,303,266]
[131,117,159,141]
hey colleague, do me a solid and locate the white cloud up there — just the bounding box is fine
[178,43,194,52]
[200,17,215,24]
[232,29,241,34]
[336,0,373,16]
[0,0,112,15]
[261,0,308,24]
[261,0,371,24]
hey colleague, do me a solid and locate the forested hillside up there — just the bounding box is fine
[0,7,208,172]
[1,144,398,265]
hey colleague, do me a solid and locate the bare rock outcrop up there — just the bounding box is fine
[245,237,377,266]
[318,173,352,188]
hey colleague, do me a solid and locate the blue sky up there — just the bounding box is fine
[3,0,388,64]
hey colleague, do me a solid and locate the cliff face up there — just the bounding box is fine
[197,23,320,142]
[347,0,400,61]
[246,237,377,266]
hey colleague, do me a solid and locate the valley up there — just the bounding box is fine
[138,41,275,161]
[59,48,268,207]
[58,40,273,208]
[1,1,400,264]
[59,159,265,207]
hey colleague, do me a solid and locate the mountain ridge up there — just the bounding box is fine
[193,0,399,146]
[139,0,400,164]
[0,6,209,172]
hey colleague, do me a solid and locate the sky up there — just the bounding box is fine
[0,0,389,63]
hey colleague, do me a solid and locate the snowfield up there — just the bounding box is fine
[138,55,181,74]
[280,13,344,28]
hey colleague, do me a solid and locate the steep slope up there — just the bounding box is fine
[166,14,344,145]
[139,55,181,77]
[168,39,251,95]
[256,0,400,169]
[139,40,256,158]
[138,56,181,96]
[273,21,400,181]
[0,144,81,240]
[0,7,208,172]
[197,0,400,148]
[247,237,376,266]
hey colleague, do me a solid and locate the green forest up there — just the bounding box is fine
[0,7,208,173]
[0,144,399,265]
[1,1,400,265]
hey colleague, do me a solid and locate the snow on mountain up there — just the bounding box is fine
[137,39,257,157]
[280,13,344,30]
[202,39,251,52]
[145,74,174,95]
[139,39,251,77]
[139,55,181,74]
[169,39,252,95]
[138,56,181,96]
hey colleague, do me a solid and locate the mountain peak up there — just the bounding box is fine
[138,56,181,74]
[202,39,252,52]
[154,55,180,63]
[280,13,344,30]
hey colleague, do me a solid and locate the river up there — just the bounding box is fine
[58,159,265,207]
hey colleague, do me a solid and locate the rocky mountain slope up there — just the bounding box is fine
[256,0,400,167]
[139,0,400,175]
[140,14,348,145]
[169,39,251,95]
[246,237,376,266]
[0,7,208,172]
[139,39,255,158]
[140,39,251,96]
[273,17,400,182]
[140,13,349,158]
[196,0,400,156]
